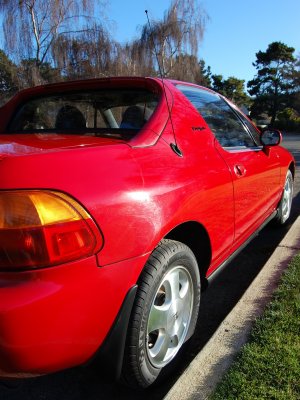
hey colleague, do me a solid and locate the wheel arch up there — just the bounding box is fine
[164,221,212,288]
[289,161,295,178]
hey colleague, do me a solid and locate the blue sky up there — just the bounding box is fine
[106,0,299,83]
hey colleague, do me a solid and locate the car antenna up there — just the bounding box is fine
[145,10,183,157]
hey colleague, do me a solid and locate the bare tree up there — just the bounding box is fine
[170,54,211,85]
[113,39,156,77]
[139,0,208,77]
[0,0,209,86]
[0,1,101,69]
[52,22,122,79]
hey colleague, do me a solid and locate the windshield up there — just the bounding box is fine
[8,89,159,139]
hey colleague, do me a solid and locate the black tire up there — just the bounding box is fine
[121,239,200,389]
[274,169,293,226]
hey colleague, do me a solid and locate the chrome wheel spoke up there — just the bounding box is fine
[181,296,192,323]
[149,333,171,361]
[148,304,169,333]
[165,269,181,302]
[173,317,186,341]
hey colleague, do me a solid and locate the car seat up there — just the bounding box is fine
[55,105,86,130]
[120,106,146,129]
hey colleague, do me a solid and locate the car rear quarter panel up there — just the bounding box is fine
[0,129,234,276]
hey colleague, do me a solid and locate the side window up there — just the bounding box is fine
[233,108,262,146]
[176,85,257,149]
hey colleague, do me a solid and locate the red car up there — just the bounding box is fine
[0,77,294,388]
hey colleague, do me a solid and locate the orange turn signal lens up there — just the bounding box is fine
[0,191,103,270]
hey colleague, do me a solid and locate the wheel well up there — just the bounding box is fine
[289,162,295,179]
[165,221,211,287]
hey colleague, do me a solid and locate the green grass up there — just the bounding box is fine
[210,254,300,400]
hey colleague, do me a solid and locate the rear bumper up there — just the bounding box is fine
[0,253,148,378]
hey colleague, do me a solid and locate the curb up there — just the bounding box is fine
[164,215,300,400]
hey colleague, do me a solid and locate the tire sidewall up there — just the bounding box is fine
[137,245,200,387]
[277,170,293,225]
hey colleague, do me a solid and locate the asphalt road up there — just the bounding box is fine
[1,134,300,400]
[282,133,300,169]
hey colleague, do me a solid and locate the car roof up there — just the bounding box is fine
[12,76,218,98]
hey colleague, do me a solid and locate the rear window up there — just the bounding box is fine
[8,89,159,139]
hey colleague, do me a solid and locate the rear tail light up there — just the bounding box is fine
[0,190,103,270]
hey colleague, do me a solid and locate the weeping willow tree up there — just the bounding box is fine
[0,0,105,85]
[138,0,209,78]
[0,0,99,64]
[52,23,118,79]
[51,0,209,81]
[0,0,209,85]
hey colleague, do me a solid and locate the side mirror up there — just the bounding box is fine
[260,129,282,147]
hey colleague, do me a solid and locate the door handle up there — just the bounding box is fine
[234,164,246,176]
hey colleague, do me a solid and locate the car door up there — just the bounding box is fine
[176,85,281,246]
[202,94,281,243]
